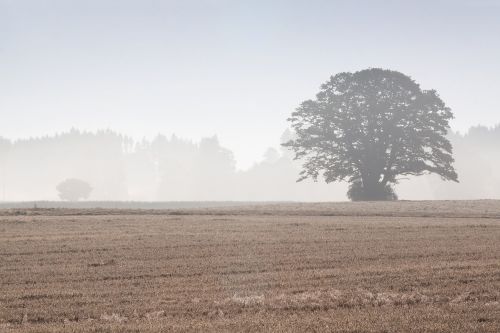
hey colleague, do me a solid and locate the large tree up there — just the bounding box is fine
[283,68,458,201]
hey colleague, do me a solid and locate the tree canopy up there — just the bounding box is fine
[283,68,458,200]
[56,178,92,201]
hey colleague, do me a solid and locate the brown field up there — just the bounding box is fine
[1,201,500,332]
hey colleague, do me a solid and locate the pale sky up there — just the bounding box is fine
[1,0,499,169]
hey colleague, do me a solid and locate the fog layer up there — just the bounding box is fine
[0,126,498,201]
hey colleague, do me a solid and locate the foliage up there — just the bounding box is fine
[56,178,92,201]
[347,181,398,201]
[284,68,458,200]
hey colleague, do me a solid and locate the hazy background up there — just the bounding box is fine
[1,0,499,201]
[1,127,499,201]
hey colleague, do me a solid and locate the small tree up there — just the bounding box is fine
[56,179,92,201]
[283,68,458,201]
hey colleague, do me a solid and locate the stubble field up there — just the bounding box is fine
[1,201,499,332]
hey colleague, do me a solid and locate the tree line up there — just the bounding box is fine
[0,125,499,201]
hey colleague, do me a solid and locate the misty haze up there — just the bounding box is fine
[1,125,500,203]
[1,1,499,332]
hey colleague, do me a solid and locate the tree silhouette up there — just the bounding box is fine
[56,178,92,201]
[283,68,458,201]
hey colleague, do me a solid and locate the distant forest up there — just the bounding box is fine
[0,125,499,201]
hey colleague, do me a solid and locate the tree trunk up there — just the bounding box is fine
[361,181,391,201]
[348,177,397,201]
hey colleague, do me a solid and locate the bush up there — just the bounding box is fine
[56,179,92,201]
[347,181,398,201]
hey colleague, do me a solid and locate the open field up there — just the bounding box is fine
[1,201,500,332]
